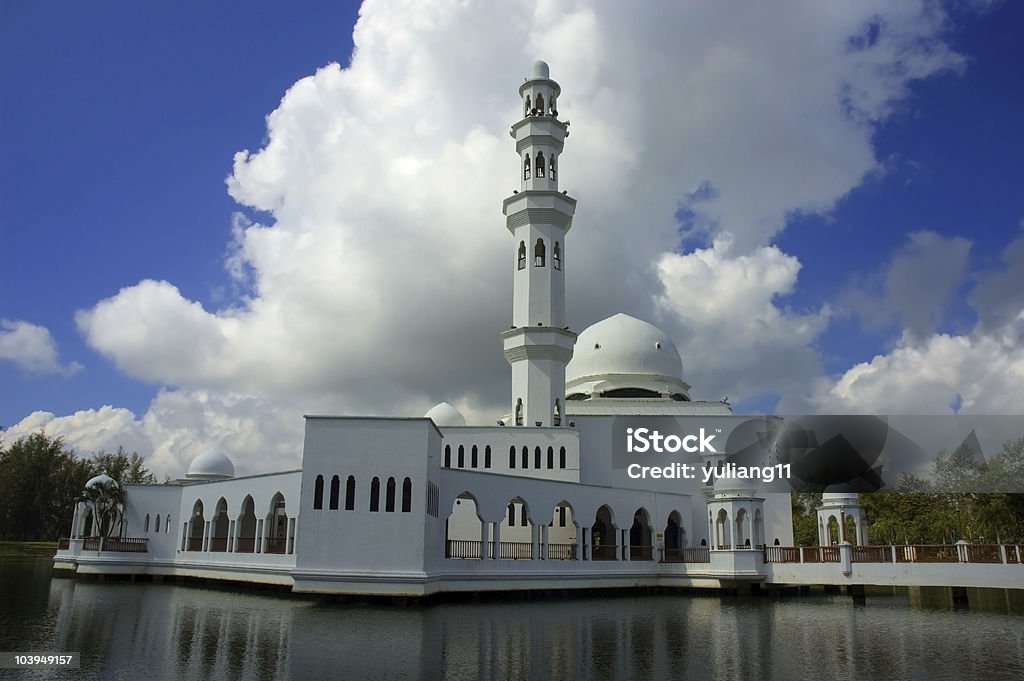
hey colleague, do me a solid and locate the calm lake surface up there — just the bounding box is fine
[1,557,1022,680]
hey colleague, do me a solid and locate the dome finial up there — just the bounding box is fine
[530,60,550,80]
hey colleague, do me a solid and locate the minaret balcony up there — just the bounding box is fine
[503,191,576,233]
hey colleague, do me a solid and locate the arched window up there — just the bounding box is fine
[144,514,150,532]
[550,154,557,180]
[535,238,545,267]
[521,446,528,469]
[313,474,324,510]
[524,155,531,180]
[509,445,516,469]
[386,477,396,512]
[485,445,492,468]
[553,242,561,270]
[345,475,356,510]
[402,477,412,513]
[559,446,566,468]
[508,503,516,526]
[329,475,340,510]
[553,398,562,425]
[155,514,161,533]
[536,151,545,178]
[547,446,554,469]
[549,96,556,115]
[471,445,478,468]
[458,445,465,468]
[515,398,523,426]
[520,505,528,526]
[524,95,531,117]
[517,242,526,270]
[534,446,541,469]
[536,93,544,114]
[444,445,451,468]
[370,477,380,512]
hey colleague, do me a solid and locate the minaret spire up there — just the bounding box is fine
[501,61,577,427]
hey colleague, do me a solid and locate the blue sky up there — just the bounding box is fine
[1,1,1023,475]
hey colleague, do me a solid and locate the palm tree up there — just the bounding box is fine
[81,476,126,538]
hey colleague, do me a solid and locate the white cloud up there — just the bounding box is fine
[656,239,830,405]
[0,319,82,376]
[810,230,1024,414]
[55,1,980,469]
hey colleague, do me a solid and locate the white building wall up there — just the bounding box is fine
[294,417,438,576]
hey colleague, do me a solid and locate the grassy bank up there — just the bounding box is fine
[0,541,58,557]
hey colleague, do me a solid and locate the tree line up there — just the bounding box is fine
[792,437,1024,546]
[0,432,155,541]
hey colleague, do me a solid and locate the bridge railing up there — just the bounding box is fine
[661,547,712,563]
[764,544,1024,565]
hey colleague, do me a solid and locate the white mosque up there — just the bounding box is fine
[54,61,813,596]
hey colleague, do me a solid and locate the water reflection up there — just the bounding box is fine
[1,558,1021,681]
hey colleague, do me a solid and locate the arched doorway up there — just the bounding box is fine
[592,505,617,560]
[630,508,653,560]
[548,501,578,560]
[664,511,685,561]
[211,498,229,551]
[187,500,205,551]
[236,495,257,553]
[265,493,288,554]
[445,492,484,559]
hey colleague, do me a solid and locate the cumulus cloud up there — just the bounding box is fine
[810,229,1024,414]
[0,320,82,376]
[53,1,985,468]
[655,239,830,406]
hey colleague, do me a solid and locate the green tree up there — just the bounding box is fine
[81,477,126,537]
[0,432,92,540]
[91,447,156,484]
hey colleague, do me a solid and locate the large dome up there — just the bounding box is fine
[186,447,235,480]
[565,313,690,399]
[424,402,466,427]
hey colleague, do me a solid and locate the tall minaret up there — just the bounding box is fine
[501,61,577,427]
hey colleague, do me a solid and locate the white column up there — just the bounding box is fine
[622,527,630,561]
[531,524,540,560]
[577,525,586,560]
[747,513,754,549]
[228,520,236,552]
[491,522,501,559]
[256,519,263,553]
[541,525,549,560]
[480,518,488,560]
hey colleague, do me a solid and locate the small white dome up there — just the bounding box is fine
[822,490,861,506]
[186,447,235,480]
[565,313,689,399]
[85,472,116,489]
[530,60,550,80]
[424,402,466,427]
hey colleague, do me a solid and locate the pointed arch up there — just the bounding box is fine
[559,446,566,468]
[630,507,653,560]
[211,497,230,551]
[386,476,397,512]
[517,242,526,270]
[536,93,544,114]
[524,154,531,180]
[524,95,531,117]
[485,445,492,468]
[521,445,528,469]
[265,492,288,554]
[534,446,541,469]
[345,475,356,510]
[553,241,561,270]
[370,477,381,512]
[313,474,324,510]
[592,505,617,560]
[549,500,578,559]
[444,444,451,468]
[534,238,546,267]
[550,154,557,180]
[536,151,545,177]
[187,500,205,551]
[236,495,257,553]
[457,445,465,468]
[471,445,478,468]
[509,445,516,469]
[547,446,554,469]
[329,475,340,510]
[445,491,484,559]
[402,477,412,513]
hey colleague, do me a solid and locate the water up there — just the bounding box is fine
[1,557,1022,680]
